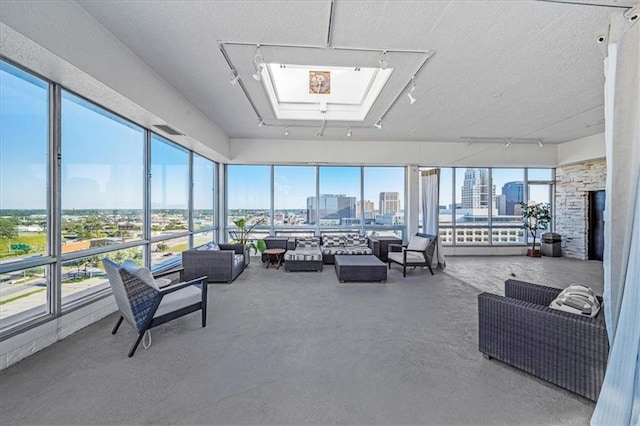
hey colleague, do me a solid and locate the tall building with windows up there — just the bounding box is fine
[379,192,401,215]
[501,181,524,215]
[461,168,492,209]
[307,194,356,225]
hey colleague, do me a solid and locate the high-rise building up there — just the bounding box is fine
[356,200,375,218]
[461,169,493,209]
[307,194,356,225]
[379,192,401,214]
[501,181,524,215]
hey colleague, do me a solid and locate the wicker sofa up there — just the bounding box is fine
[478,279,609,401]
[182,243,247,283]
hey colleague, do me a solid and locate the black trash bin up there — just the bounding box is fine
[541,233,562,257]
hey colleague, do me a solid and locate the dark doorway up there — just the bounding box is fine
[588,190,605,261]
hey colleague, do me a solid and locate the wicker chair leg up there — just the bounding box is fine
[202,305,207,327]
[112,316,124,335]
[428,266,434,275]
[128,332,146,357]
[403,265,406,277]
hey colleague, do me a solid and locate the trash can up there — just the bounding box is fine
[541,233,562,257]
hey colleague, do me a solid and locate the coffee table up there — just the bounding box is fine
[334,255,387,282]
[264,248,286,269]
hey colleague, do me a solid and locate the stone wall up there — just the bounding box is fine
[555,159,606,259]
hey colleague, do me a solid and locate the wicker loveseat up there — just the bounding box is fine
[478,279,609,401]
[182,243,247,283]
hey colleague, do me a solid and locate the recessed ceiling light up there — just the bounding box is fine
[347,127,352,137]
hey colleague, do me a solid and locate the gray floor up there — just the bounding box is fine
[0,256,603,425]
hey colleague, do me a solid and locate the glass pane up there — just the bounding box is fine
[439,168,453,227]
[62,248,142,308]
[0,265,49,328]
[151,135,189,238]
[193,155,215,231]
[150,236,189,269]
[364,229,403,239]
[317,166,360,226]
[0,62,49,264]
[455,168,490,226]
[527,184,553,243]
[193,231,215,248]
[61,91,144,254]
[227,165,271,228]
[364,167,404,226]
[528,168,553,181]
[274,166,315,226]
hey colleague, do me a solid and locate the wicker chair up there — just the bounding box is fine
[182,243,246,283]
[478,279,609,401]
[102,258,207,357]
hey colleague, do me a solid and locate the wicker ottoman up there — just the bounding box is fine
[334,255,387,282]
[284,247,323,272]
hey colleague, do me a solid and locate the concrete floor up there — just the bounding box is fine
[0,256,603,425]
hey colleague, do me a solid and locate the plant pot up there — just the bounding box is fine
[527,249,541,258]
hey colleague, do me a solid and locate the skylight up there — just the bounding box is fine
[260,64,393,121]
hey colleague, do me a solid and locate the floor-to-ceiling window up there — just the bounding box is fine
[192,154,216,246]
[60,90,146,308]
[150,135,190,268]
[436,167,554,246]
[363,167,405,238]
[0,61,50,326]
[226,165,271,241]
[225,165,406,239]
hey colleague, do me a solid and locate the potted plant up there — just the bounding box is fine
[229,218,267,264]
[520,202,551,257]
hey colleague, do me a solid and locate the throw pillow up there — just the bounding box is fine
[121,259,159,290]
[407,235,430,251]
[549,284,601,318]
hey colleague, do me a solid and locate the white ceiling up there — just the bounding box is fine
[66,1,629,143]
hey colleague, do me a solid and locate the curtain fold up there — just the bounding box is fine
[420,169,446,269]
[592,11,640,426]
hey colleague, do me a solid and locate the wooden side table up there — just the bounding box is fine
[371,236,402,262]
[264,248,286,269]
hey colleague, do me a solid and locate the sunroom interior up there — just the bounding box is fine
[0,1,638,424]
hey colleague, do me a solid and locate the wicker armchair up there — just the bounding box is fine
[182,243,246,284]
[478,279,609,401]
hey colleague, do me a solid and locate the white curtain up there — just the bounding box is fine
[592,10,640,426]
[420,169,446,269]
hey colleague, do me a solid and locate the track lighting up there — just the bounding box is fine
[378,50,389,70]
[229,74,240,86]
[374,119,382,130]
[538,139,544,147]
[258,119,265,127]
[347,127,352,137]
[505,139,512,147]
[407,76,417,105]
[284,126,289,136]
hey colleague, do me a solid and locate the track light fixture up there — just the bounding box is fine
[284,126,289,136]
[505,139,512,147]
[258,119,265,127]
[538,139,544,147]
[229,74,240,86]
[252,44,265,82]
[253,64,264,81]
[347,127,352,137]
[407,76,417,105]
[374,119,382,130]
[378,50,389,70]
